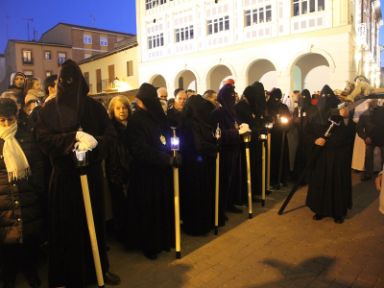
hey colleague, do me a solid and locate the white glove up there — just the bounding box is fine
[238,123,251,135]
[75,131,98,151]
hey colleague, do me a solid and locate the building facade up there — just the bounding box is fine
[136,0,382,95]
[79,40,139,95]
[40,23,136,63]
[1,40,72,91]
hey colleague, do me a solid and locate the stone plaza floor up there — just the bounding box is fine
[17,171,384,287]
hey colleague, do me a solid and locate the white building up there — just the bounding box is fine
[136,0,382,95]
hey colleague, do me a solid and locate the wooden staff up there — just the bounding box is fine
[79,171,104,287]
[214,123,221,235]
[261,135,267,207]
[266,129,271,193]
[243,132,253,218]
[171,128,181,259]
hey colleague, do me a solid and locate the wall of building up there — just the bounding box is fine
[136,0,381,96]
[79,45,139,94]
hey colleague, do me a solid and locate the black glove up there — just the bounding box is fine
[169,154,182,168]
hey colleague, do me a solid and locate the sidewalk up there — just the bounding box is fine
[19,172,384,287]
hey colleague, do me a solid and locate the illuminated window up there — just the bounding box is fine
[244,5,272,27]
[207,16,230,35]
[83,34,92,44]
[22,50,33,64]
[293,0,325,16]
[45,51,52,60]
[58,52,67,65]
[175,25,194,43]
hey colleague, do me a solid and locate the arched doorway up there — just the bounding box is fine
[175,70,197,91]
[150,74,167,88]
[291,53,330,92]
[207,65,232,92]
[247,59,277,91]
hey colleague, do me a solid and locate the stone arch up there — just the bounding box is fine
[247,59,277,90]
[206,64,233,92]
[290,52,332,92]
[174,70,197,91]
[149,74,167,88]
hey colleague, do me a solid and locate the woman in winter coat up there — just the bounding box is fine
[105,95,132,242]
[0,97,44,288]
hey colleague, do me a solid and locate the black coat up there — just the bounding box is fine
[179,95,216,235]
[0,118,44,245]
[126,108,173,255]
[306,114,355,219]
[267,101,291,186]
[105,119,132,240]
[35,97,116,287]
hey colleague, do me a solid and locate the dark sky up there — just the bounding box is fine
[0,0,384,65]
[0,0,137,52]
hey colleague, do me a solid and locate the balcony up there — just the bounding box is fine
[22,58,34,65]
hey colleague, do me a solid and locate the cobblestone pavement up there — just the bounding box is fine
[17,172,384,287]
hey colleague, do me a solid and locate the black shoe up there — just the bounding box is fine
[143,251,158,260]
[334,217,344,224]
[227,205,243,214]
[312,214,323,221]
[104,271,121,286]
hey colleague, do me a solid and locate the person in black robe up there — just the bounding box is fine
[179,94,217,235]
[267,88,291,188]
[212,84,244,225]
[126,83,174,259]
[236,82,267,200]
[292,89,317,182]
[35,59,120,287]
[306,85,355,224]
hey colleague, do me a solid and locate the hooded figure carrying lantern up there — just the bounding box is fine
[305,85,356,224]
[125,83,174,260]
[35,60,119,287]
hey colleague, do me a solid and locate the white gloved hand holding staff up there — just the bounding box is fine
[75,131,98,151]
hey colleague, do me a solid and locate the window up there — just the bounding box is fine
[207,16,230,35]
[24,70,33,77]
[100,36,108,47]
[46,71,52,77]
[145,0,167,10]
[58,52,67,65]
[96,69,102,93]
[83,34,92,44]
[175,25,194,43]
[22,50,33,64]
[148,33,164,49]
[244,5,272,27]
[108,65,115,85]
[293,0,325,16]
[127,61,133,77]
[45,51,52,60]
[84,72,90,85]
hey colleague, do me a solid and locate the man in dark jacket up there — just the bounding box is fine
[35,60,120,287]
[357,100,384,181]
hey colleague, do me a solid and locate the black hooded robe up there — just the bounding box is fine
[35,60,116,287]
[179,95,216,235]
[305,85,355,220]
[125,83,173,256]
